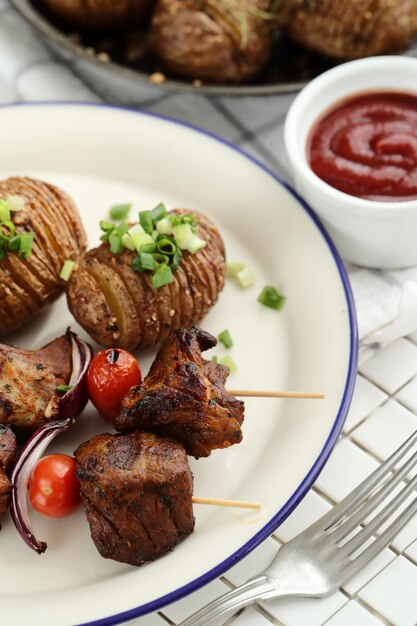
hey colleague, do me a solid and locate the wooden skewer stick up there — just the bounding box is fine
[228,390,326,400]
[192,497,262,510]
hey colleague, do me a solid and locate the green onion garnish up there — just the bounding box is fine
[140,252,158,271]
[258,286,286,310]
[157,238,176,256]
[139,210,153,235]
[218,330,233,349]
[60,260,75,281]
[226,261,245,277]
[0,200,11,222]
[237,267,255,288]
[219,355,238,374]
[16,232,35,258]
[1,221,15,237]
[109,203,132,221]
[151,202,168,223]
[211,355,219,363]
[151,264,173,289]
[56,384,73,393]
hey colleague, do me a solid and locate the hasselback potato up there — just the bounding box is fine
[150,0,273,84]
[0,177,87,337]
[39,0,156,32]
[66,209,225,351]
[284,0,417,60]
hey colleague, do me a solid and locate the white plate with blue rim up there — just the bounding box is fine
[0,103,357,626]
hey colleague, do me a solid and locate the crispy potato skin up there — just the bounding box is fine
[39,0,156,31]
[284,0,417,60]
[0,177,87,337]
[67,209,225,351]
[150,0,272,84]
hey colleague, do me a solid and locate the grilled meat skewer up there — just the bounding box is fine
[115,326,245,458]
[0,426,17,522]
[0,334,72,437]
[75,431,194,566]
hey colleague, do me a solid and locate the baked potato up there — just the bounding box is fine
[66,209,225,351]
[39,0,156,32]
[284,0,417,59]
[0,177,87,337]
[149,0,273,83]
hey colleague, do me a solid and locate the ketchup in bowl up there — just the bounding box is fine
[308,92,417,202]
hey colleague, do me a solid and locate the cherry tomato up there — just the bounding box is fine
[87,348,142,423]
[28,454,81,518]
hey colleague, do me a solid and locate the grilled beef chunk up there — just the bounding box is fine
[0,425,17,521]
[0,334,72,437]
[115,326,244,458]
[75,431,194,566]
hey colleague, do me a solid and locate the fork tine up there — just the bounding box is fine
[330,448,417,543]
[343,493,417,581]
[340,471,417,557]
[309,430,417,535]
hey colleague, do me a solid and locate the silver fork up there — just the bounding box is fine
[178,430,417,626]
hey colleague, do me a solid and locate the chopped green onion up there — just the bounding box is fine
[121,233,136,251]
[128,223,145,236]
[56,384,73,393]
[211,355,219,363]
[237,267,255,288]
[173,223,195,250]
[218,329,233,349]
[0,247,6,261]
[109,203,132,221]
[219,355,238,374]
[156,218,173,235]
[140,242,157,254]
[139,210,153,234]
[100,220,115,233]
[157,238,176,256]
[151,203,167,223]
[16,232,35,258]
[60,259,75,281]
[6,195,25,212]
[257,286,286,310]
[109,232,122,254]
[0,200,10,222]
[7,235,20,251]
[151,264,173,289]
[188,235,206,254]
[1,221,15,237]
[139,252,158,271]
[153,253,170,265]
[226,261,245,277]
[171,248,183,271]
[130,231,154,251]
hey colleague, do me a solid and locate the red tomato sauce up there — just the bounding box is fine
[308,92,417,201]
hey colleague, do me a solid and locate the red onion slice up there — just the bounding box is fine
[10,418,74,554]
[10,330,93,553]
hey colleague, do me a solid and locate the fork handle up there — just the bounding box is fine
[177,575,280,626]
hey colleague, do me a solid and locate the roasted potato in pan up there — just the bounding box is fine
[284,0,417,60]
[150,0,273,84]
[39,0,156,32]
[66,209,225,352]
[0,177,87,337]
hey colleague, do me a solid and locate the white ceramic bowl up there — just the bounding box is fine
[284,56,417,269]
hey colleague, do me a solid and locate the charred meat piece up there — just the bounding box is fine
[75,431,194,566]
[115,326,244,458]
[0,334,72,437]
[284,0,417,60]
[150,0,273,84]
[0,425,17,521]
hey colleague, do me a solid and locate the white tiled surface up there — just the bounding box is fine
[1,4,417,625]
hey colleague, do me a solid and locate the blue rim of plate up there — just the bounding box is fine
[0,102,359,626]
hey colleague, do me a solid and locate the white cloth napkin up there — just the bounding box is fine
[2,2,417,362]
